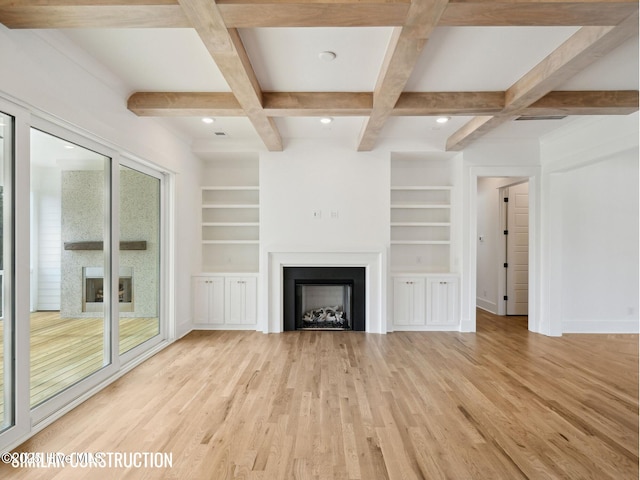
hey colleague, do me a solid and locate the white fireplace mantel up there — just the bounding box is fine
[261,247,387,334]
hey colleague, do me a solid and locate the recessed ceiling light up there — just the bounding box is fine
[64,145,75,149]
[202,117,215,124]
[318,51,337,62]
[320,117,333,124]
[436,117,450,124]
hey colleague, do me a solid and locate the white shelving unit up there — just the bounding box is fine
[389,154,460,331]
[200,157,260,273]
[390,184,452,273]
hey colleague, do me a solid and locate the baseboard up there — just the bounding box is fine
[562,319,639,334]
[476,299,497,315]
[191,324,259,331]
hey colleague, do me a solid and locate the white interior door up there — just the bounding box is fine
[505,182,529,315]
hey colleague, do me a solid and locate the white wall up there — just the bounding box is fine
[0,26,201,339]
[476,177,503,313]
[541,114,639,334]
[260,140,390,251]
[560,152,638,331]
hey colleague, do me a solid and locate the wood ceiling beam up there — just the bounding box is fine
[263,92,373,116]
[1,0,636,28]
[446,11,639,151]
[127,90,638,117]
[393,92,505,115]
[176,0,283,151]
[128,92,243,116]
[441,1,638,27]
[521,90,639,115]
[357,0,451,151]
[0,3,190,28]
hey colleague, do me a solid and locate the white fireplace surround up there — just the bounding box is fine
[263,248,387,334]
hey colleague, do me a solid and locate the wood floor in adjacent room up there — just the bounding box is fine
[3,310,638,479]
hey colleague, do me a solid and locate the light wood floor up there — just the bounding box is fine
[3,310,638,479]
[0,312,159,413]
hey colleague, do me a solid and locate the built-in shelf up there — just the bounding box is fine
[200,157,260,273]
[390,155,456,273]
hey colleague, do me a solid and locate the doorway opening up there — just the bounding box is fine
[476,177,530,327]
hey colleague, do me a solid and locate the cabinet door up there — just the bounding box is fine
[192,277,224,324]
[426,278,458,326]
[225,277,257,325]
[208,277,225,324]
[393,278,425,326]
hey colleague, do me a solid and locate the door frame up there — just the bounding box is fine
[463,165,541,334]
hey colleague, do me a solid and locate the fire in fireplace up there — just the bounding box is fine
[283,267,365,331]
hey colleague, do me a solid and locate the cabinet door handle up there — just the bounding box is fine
[440,281,447,285]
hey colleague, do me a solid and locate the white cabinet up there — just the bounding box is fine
[426,277,459,326]
[393,277,425,326]
[192,276,224,325]
[193,275,257,328]
[392,275,459,330]
[225,277,257,325]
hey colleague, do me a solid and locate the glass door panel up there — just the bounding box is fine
[29,129,111,407]
[118,165,160,354]
[0,112,13,431]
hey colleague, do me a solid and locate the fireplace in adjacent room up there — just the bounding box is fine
[83,266,134,313]
[283,267,365,331]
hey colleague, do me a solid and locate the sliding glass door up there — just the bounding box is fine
[0,112,14,432]
[29,129,112,407]
[118,165,161,354]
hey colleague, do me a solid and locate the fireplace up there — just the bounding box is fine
[283,267,365,331]
[83,267,133,313]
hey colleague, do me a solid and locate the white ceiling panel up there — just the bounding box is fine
[406,27,580,92]
[559,36,639,90]
[239,27,393,92]
[274,117,367,140]
[379,116,475,150]
[157,117,262,143]
[63,28,230,92]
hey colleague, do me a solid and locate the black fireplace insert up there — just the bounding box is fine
[283,267,365,331]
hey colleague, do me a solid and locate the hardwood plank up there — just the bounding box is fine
[3,310,637,479]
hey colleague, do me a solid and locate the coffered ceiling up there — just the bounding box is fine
[0,1,637,153]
